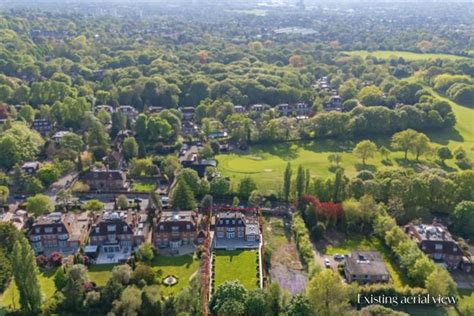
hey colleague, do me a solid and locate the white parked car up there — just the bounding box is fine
[324,258,331,268]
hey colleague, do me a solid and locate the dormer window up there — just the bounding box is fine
[107,225,116,232]
[123,225,128,232]
[453,247,457,252]
[186,224,191,230]
[435,244,443,250]
[35,228,40,234]
[171,226,179,231]
[44,227,53,233]
[57,227,62,233]
[159,225,164,230]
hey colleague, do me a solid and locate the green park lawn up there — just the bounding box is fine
[0,268,58,309]
[214,250,259,290]
[217,75,474,192]
[88,264,117,287]
[217,140,442,193]
[342,50,470,61]
[151,255,200,296]
[321,235,408,289]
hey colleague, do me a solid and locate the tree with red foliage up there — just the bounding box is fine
[36,255,48,268]
[49,252,63,267]
[318,202,344,227]
[297,195,321,212]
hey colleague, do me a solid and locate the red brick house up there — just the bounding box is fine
[29,212,92,255]
[153,210,203,248]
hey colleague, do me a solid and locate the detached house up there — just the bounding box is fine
[88,211,150,263]
[32,119,53,135]
[214,211,260,249]
[179,145,217,177]
[234,105,246,113]
[83,169,128,191]
[293,102,310,116]
[117,105,138,122]
[405,221,463,269]
[179,107,195,121]
[153,210,204,248]
[21,161,41,175]
[344,251,390,284]
[29,212,92,255]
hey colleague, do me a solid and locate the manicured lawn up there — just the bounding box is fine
[0,268,58,308]
[151,255,200,296]
[131,181,156,192]
[321,235,409,289]
[214,250,259,290]
[342,50,469,61]
[88,264,117,287]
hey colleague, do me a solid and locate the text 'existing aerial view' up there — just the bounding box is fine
[0,0,472,315]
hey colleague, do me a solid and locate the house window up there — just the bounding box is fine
[57,227,62,233]
[435,244,443,250]
[232,220,235,224]
[35,228,40,234]
[364,275,369,279]
[186,224,191,230]
[95,227,100,233]
[227,232,235,239]
[159,225,164,230]
[238,231,244,238]
[225,220,229,224]
[123,225,128,232]
[227,227,235,232]
[352,275,357,279]
[172,226,179,231]
[422,245,426,250]
[107,225,116,232]
[217,232,224,238]
[453,247,457,252]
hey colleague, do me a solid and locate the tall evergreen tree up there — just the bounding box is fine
[333,168,345,202]
[295,165,305,198]
[171,179,196,210]
[12,236,42,314]
[282,162,292,202]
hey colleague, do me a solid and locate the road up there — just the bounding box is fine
[44,172,79,203]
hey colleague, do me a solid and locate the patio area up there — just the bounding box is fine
[213,236,261,250]
[157,243,195,257]
[92,244,132,264]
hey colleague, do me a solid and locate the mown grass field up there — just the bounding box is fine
[213,250,259,290]
[342,50,470,61]
[217,139,449,193]
[217,73,473,192]
[151,255,200,295]
[0,268,58,308]
[88,263,117,287]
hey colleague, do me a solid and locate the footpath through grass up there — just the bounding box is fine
[214,250,259,290]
